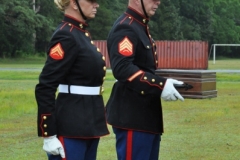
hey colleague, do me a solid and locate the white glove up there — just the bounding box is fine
[43,135,65,158]
[161,78,184,101]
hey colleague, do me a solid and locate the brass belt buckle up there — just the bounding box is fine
[99,86,104,95]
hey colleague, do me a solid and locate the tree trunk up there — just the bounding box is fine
[0,48,5,59]
[10,47,16,58]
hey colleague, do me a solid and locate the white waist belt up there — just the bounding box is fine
[58,84,101,95]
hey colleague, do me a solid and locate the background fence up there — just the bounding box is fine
[94,40,209,69]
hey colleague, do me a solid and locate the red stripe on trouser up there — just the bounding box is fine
[58,136,66,160]
[126,130,133,160]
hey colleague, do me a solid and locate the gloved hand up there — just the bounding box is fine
[161,78,184,101]
[43,135,65,158]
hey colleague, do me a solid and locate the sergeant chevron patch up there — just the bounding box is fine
[118,37,133,56]
[49,43,64,60]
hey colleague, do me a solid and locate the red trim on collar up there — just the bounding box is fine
[127,6,149,21]
[64,14,88,27]
[124,13,147,26]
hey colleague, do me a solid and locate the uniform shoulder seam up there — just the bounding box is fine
[120,15,134,25]
[124,13,147,27]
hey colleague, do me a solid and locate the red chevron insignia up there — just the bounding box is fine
[118,37,133,56]
[49,43,64,60]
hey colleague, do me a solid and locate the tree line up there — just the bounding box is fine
[0,0,240,58]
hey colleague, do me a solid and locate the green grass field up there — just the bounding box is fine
[0,58,239,160]
[208,59,240,70]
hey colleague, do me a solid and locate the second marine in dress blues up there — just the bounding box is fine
[106,0,184,159]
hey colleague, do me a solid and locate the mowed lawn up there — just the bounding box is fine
[0,59,239,160]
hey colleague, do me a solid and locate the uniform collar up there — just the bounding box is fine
[125,7,149,25]
[63,14,88,30]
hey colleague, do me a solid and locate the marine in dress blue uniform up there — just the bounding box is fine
[35,0,109,159]
[106,0,184,160]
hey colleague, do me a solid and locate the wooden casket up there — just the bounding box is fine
[155,69,217,99]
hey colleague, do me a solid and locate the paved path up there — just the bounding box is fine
[0,68,41,71]
[0,68,240,73]
[209,70,240,73]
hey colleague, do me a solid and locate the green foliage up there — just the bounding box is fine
[35,0,63,53]
[0,0,240,58]
[89,0,126,39]
[155,0,183,40]
[0,0,35,57]
[0,0,58,57]
[88,6,112,40]
[210,0,240,57]
[178,0,214,40]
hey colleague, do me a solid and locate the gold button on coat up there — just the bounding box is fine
[44,124,47,128]
[85,32,89,37]
[44,132,48,136]
[103,66,106,71]
[141,91,144,95]
[152,79,155,82]
[160,82,163,86]
[43,116,47,120]
[102,56,105,61]
[144,76,147,80]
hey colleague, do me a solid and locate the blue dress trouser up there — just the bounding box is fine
[113,127,161,160]
[47,136,100,160]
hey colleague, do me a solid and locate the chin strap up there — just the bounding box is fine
[75,0,87,20]
[140,0,148,18]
